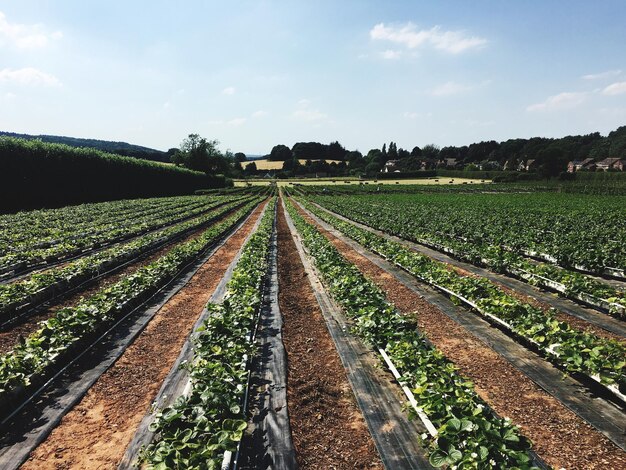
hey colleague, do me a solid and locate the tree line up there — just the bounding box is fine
[232,126,626,179]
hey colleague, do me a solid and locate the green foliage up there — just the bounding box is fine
[0,200,261,405]
[268,144,293,161]
[301,198,626,389]
[174,134,229,175]
[0,131,169,162]
[307,192,626,317]
[285,198,538,469]
[0,197,251,316]
[141,199,276,468]
[0,137,225,212]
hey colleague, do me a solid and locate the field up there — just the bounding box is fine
[0,184,624,469]
[240,158,343,170]
[234,176,489,186]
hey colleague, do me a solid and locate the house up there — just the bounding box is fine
[611,159,625,171]
[421,158,438,170]
[438,158,458,169]
[567,157,595,173]
[503,160,516,171]
[596,157,623,171]
[521,159,537,171]
[478,160,502,171]
[567,160,580,173]
[383,159,400,173]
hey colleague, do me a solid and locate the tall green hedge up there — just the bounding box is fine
[0,138,229,212]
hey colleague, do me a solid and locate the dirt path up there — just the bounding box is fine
[21,202,266,470]
[276,202,382,470]
[292,201,626,470]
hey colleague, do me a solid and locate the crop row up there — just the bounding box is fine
[140,199,276,469]
[0,196,226,265]
[307,198,625,318]
[0,200,261,415]
[0,198,256,320]
[309,192,626,276]
[0,196,244,277]
[284,198,539,469]
[297,198,626,395]
[0,194,207,249]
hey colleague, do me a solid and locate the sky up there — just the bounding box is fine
[0,1,625,155]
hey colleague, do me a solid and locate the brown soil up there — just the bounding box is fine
[276,202,382,470]
[0,208,239,356]
[293,201,626,470]
[21,202,267,470]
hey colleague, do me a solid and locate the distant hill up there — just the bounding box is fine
[0,131,169,163]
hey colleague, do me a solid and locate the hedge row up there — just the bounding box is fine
[0,137,229,212]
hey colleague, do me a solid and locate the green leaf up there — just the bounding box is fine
[429,449,450,467]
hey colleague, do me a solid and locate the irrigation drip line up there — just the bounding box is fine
[0,204,261,470]
[310,202,626,339]
[0,197,247,284]
[119,201,271,470]
[0,200,253,330]
[283,198,432,470]
[298,202,626,452]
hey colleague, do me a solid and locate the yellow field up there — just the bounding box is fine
[234,177,490,187]
[240,159,342,170]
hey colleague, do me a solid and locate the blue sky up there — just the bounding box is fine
[1,1,625,155]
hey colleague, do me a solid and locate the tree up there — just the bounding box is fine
[421,144,440,160]
[282,158,301,172]
[326,141,347,160]
[269,144,292,161]
[234,152,247,162]
[411,146,422,158]
[387,142,398,160]
[166,148,179,161]
[292,142,325,159]
[244,161,257,175]
[536,146,566,179]
[174,134,226,174]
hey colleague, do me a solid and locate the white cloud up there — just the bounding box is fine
[0,67,61,86]
[293,109,328,122]
[296,98,311,108]
[582,70,622,80]
[251,110,268,118]
[430,81,472,96]
[163,101,170,109]
[403,111,432,119]
[602,81,626,96]
[370,22,487,54]
[293,98,328,121]
[527,92,587,112]
[227,117,246,126]
[221,86,235,95]
[0,11,62,49]
[381,49,402,60]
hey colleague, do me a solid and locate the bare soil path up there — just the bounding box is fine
[276,202,382,470]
